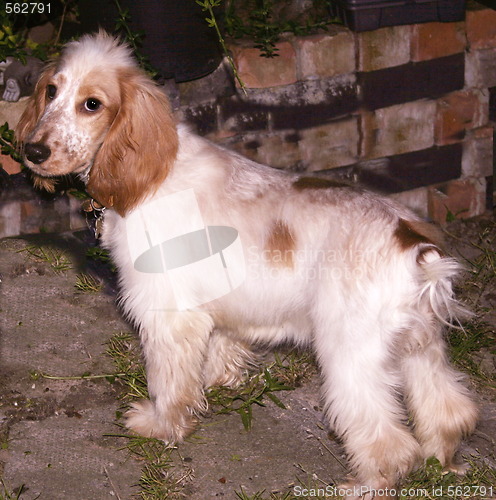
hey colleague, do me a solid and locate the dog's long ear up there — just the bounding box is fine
[86,69,179,216]
[15,63,58,193]
[15,63,54,142]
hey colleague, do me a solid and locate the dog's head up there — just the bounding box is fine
[16,31,178,215]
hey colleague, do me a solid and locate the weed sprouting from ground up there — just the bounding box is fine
[447,219,496,385]
[448,317,496,384]
[462,221,496,308]
[106,333,148,401]
[0,481,28,500]
[123,436,192,500]
[206,351,313,431]
[17,245,71,274]
[85,246,117,273]
[74,273,103,292]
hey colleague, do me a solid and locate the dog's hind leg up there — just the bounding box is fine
[313,308,422,497]
[401,329,478,472]
[401,246,478,472]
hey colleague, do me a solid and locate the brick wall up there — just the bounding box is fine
[1,2,495,237]
[179,1,496,225]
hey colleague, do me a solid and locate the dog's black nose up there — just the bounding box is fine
[24,143,51,164]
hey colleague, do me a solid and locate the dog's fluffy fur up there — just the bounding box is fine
[16,32,478,498]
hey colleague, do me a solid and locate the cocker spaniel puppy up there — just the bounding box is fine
[16,32,477,499]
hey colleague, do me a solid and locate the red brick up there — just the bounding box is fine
[466,7,496,49]
[472,126,494,140]
[299,118,360,171]
[428,179,486,225]
[297,30,355,78]
[0,153,22,174]
[230,41,297,89]
[253,133,301,170]
[358,111,375,159]
[411,22,466,62]
[369,101,436,159]
[434,91,480,145]
[0,201,21,238]
[20,200,36,218]
[358,25,411,71]
[390,187,429,218]
[465,47,496,89]
[462,126,494,178]
[69,195,87,230]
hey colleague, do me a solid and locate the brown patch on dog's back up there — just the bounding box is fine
[293,176,350,191]
[395,218,445,252]
[265,220,295,268]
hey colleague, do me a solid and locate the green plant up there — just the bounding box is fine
[105,333,315,497]
[0,122,21,163]
[197,0,335,90]
[235,488,269,500]
[224,0,331,58]
[448,317,496,384]
[208,367,293,430]
[74,273,103,292]
[0,480,27,500]
[107,434,191,500]
[0,0,75,62]
[446,219,496,386]
[464,221,496,308]
[206,350,314,430]
[106,332,306,430]
[17,245,72,274]
[0,19,28,63]
[196,0,247,90]
[106,332,149,400]
[445,206,470,223]
[113,0,158,78]
[85,246,116,272]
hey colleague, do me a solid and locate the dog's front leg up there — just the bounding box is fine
[126,311,213,443]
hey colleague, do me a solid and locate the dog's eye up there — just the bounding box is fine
[46,85,57,100]
[84,98,101,112]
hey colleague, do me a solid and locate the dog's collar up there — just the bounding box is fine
[82,198,106,238]
[82,198,105,212]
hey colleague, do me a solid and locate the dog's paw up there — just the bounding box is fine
[444,459,470,475]
[125,400,158,438]
[125,399,197,443]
